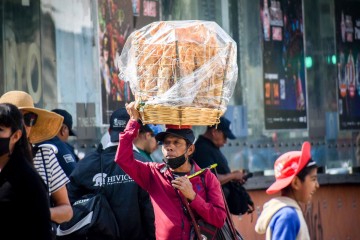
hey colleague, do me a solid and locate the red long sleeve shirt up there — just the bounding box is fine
[115,119,226,240]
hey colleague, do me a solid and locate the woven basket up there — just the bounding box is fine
[138,104,224,126]
[118,21,238,126]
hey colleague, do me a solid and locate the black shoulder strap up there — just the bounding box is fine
[39,147,49,191]
[38,147,54,207]
[98,148,118,195]
[98,149,106,193]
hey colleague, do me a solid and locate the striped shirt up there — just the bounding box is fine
[33,146,70,194]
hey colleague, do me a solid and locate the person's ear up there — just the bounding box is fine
[11,129,22,144]
[291,176,302,190]
[187,144,195,155]
[145,132,152,139]
[60,125,67,136]
[210,128,217,136]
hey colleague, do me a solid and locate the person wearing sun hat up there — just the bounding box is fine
[114,101,226,239]
[255,141,319,240]
[0,90,73,232]
[0,90,64,144]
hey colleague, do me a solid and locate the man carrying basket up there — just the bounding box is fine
[114,101,227,240]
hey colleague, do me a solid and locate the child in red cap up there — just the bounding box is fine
[255,141,319,240]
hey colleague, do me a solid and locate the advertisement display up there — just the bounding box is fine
[335,0,360,130]
[98,0,159,124]
[260,0,307,129]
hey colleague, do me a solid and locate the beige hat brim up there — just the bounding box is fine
[20,107,64,144]
[0,90,64,144]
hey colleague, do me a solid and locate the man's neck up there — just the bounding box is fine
[136,146,153,161]
[201,132,215,144]
[56,134,66,142]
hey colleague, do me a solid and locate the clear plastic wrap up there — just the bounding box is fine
[117,20,238,125]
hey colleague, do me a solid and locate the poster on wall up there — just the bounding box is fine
[98,0,159,124]
[335,0,360,130]
[260,0,307,129]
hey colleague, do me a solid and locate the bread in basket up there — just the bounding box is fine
[117,20,238,126]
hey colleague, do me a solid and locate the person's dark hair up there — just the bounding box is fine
[139,125,153,135]
[0,103,33,164]
[296,160,318,181]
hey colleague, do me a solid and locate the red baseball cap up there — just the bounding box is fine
[266,141,312,194]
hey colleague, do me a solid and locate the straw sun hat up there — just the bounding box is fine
[0,90,64,144]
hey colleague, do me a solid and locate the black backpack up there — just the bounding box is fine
[226,182,255,216]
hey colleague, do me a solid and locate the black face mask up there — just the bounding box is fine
[0,137,11,157]
[164,148,189,169]
[165,154,186,169]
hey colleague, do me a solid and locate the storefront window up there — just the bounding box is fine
[162,0,360,174]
